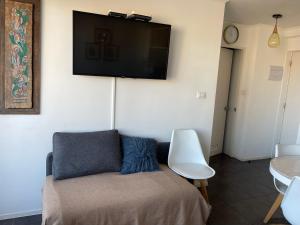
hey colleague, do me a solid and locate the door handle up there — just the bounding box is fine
[233,107,237,112]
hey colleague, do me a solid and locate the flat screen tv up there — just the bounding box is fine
[73,11,171,80]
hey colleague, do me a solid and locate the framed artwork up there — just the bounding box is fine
[0,0,40,114]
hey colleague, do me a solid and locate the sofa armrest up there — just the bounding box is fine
[157,142,170,165]
[46,152,53,176]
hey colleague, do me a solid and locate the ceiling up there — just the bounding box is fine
[224,0,300,28]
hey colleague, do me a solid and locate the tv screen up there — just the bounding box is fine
[73,11,171,80]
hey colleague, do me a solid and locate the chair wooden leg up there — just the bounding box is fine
[199,180,209,203]
[263,193,284,224]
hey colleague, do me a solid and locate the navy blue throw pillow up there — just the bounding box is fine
[121,136,160,174]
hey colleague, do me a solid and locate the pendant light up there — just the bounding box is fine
[268,14,282,48]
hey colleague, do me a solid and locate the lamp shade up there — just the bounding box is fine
[268,26,280,48]
[268,14,282,48]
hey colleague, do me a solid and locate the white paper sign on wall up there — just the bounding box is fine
[269,66,284,81]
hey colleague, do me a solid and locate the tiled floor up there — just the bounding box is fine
[208,154,289,225]
[0,215,41,225]
[0,154,289,225]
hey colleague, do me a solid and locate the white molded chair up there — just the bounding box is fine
[168,129,215,201]
[281,176,300,225]
[264,144,300,223]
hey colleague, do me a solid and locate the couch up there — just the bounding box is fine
[42,131,210,225]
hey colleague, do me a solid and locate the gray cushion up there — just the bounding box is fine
[46,142,170,176]
[52,130,121,180]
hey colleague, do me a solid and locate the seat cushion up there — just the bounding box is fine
[42,165,211,225]
[52,130,121,180]
[169,163,215,180]
[120,135,160,174]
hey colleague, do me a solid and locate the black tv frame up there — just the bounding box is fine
[73,10,171,80]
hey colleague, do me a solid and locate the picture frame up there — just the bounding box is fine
[0,0,40,114]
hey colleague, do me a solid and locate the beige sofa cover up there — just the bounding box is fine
[42,165,210,225]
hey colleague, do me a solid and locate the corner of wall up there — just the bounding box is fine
[284,26,300,51]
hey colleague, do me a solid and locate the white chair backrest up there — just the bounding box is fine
[168,129,207,166]
[275,144,300,157]
[281,177,300,225]
[297,124,300,144]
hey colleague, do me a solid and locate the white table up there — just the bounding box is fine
[270,156,300,186]
[264,155,300,223]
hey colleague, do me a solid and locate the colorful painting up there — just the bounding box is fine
[4,0,33,109]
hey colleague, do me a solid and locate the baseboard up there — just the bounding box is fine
[238,155,271,162]
[0,209,42,220]
[224,152,271,162]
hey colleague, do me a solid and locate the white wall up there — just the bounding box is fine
[286,37,300,51]
[219,22,287,160]
[215,22,300,161]
[0,0,226,219]
[284,27,300,51]
[241,24,287,160]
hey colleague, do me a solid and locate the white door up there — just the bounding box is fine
[224,50,243,157]
[280,51,300,144]
[211,48,233,155]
